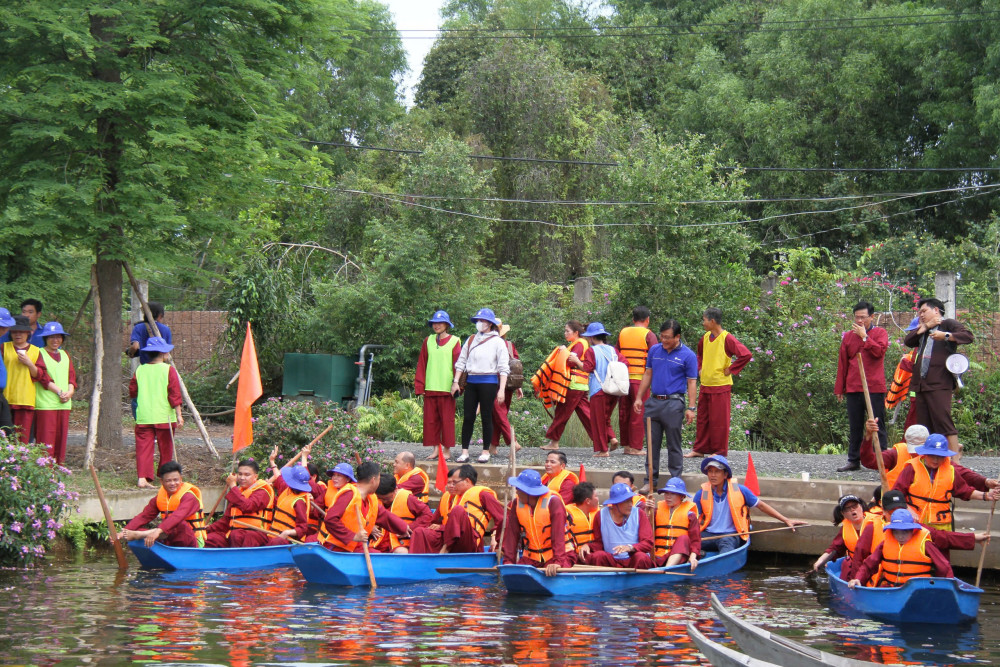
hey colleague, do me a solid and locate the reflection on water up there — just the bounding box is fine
[0,558,996,665]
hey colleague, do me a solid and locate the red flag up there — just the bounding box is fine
[233,322,262,452]
[435,445,448,491]
[578,463,586,483]
[744,452,760,495]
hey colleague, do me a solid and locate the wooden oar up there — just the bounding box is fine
[496,432,517,566]
[355,505,377,589]
[230,520,304,545]
[208,455,238,517]
[645,416,656,563]
[89,464,128,569]
[702,523,809,542]
[975,496,996,588]
[857,353,888,493]
[436,565,694,575]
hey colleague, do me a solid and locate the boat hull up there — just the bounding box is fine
[825,558,982,624]
[687,622,779,667]
[127,541,295,571]
[290,543,498,586]
[500,540,748,596]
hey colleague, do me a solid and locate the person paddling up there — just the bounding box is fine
[118,462,205,548]
[501,469,576,576]
[849,508,953,588]
[811,494,867,573]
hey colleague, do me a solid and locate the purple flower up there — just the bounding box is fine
[11,522,22,534]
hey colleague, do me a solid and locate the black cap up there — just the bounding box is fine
[9,316,31,333]
[882,489,907,511]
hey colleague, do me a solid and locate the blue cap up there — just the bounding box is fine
[470,308,500,326]
[281,464,312,492]
[0,308,14,328]
[508,469,550,496]
[906,317,920,331]
[657,477,691,497]
[884,508,922,532]
[603,482,636,506]
[140,336,174,353]
[582,322,610,338]
[914,433,956,457]
[427,310,454,328]
[41,321,68,338]
[701,454,733,478]
[327,462,356,482]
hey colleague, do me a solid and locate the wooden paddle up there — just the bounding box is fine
[230,520,304,545]
[496,432,517,566]
[702,523,809,542]
[975,495,996,588]
[89,464,128,569]
[857,353,888,493]
[645,416,657,563]
[436,565,695,575]
[355,504,377,589]
[208,455,238,517]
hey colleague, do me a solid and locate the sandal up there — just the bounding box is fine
[477,452,491,463]
[454,451,470,463]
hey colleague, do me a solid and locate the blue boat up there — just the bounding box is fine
[127,540,295,571]
[290,543,499,586]
[825,558,982,624]
[500,540,749,596]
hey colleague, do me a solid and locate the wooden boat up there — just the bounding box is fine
[709,593,895,667]
[290,543,499,586]
[825,558,982,624]
[499,540,748,596]
[686,622,779,667]
[127,540,295,570]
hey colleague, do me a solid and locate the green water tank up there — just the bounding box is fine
[282,353,357,406]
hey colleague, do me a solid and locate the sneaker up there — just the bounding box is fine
[477,452,491,463]
[454,451,470,463]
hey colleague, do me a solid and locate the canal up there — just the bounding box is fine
[1,555,998,665]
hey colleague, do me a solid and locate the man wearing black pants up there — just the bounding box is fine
[633,320,699,494]
[834,301,888,471]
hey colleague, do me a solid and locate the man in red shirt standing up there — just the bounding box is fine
[834,301,888,472]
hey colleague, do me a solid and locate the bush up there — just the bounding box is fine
[355,392,423,442]
[241,398,391,475]
[0,434,78,566]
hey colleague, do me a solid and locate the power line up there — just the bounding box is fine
[306,140,618,166]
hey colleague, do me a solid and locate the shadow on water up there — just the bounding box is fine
[0,557,997,665]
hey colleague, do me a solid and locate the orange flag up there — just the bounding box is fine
[578,463,586,483]
[744,452,760,495]
[435,445,449,492]
[233,322,262,452]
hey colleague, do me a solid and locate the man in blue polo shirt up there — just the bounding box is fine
[633,319,699,493]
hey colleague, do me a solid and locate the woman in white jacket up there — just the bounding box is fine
[451,308,510,463]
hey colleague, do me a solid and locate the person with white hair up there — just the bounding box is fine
[859,418,999,491]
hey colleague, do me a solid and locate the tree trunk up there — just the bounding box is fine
[95,256,123,453]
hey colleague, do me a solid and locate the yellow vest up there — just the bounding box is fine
[2,342,40,407]
[700,331,733,387]
[35,349,72,411]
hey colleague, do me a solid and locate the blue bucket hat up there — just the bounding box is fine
[41,321,68,338]
[0,308,14,328]
[914,433,956,457]
[884,507,922,532]
[905,317,920,331]
[657,477,691,497]
[281,464,313,492]
[327,462,356,483]
[603,482,636,506]
[140,336,174,353]
[582,322,610,337]
[701,454,733,478]
[508,469,550,496]
[427,310,454,328]
[470,308,501,326]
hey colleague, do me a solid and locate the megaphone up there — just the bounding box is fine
[945,353,970,390]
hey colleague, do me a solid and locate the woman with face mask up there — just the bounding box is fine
[451,308,510,463]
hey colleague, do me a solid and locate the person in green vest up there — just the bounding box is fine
[34,322,77,464]
[128,336,184,488]
[415,310,461,461]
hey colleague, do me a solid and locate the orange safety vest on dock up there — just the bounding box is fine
[532,346,571,408]
[885,349,916,410]
[617,326,651,381]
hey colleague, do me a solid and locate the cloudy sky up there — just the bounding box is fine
[382,0,446,105]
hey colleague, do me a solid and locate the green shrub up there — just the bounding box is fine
[0,434,77,566]
[355,392,423,442]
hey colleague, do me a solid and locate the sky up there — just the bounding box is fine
[382,0,446,106]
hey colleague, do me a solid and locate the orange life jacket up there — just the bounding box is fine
[388,489,418,550]
[886,443,914,489]
[324,481,346,510]
[227,480,274,537]
[156,482,206,547]
[308,481,327,534]
[438,490,459,524]
[840,520,862,559]
[699,481,750,539]
[654,499,698,558]
[457,485,497,538]
[878,528,933,587]
[396,467,430,504]
[885,349,916,410]
[566,504,593,548]
[318,484,379,552]
[541,469,578,497]
[903,458,955,528]
[631,494,647,507]
[568,339,590,387]
[270,487,311,535]
[532,346,571,408]
[618,326,651,380]
[516,492,574,563]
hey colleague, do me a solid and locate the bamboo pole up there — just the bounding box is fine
[89,464,128,569]
[496,437,516,566]
[975,498,996,588]
[701,524,809,542]
[123,261,219,459]
[646,416,656,562]
[355,505,377,589]
[83,266,103,469]
[857,354,888,493]
[231,520,303,545]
